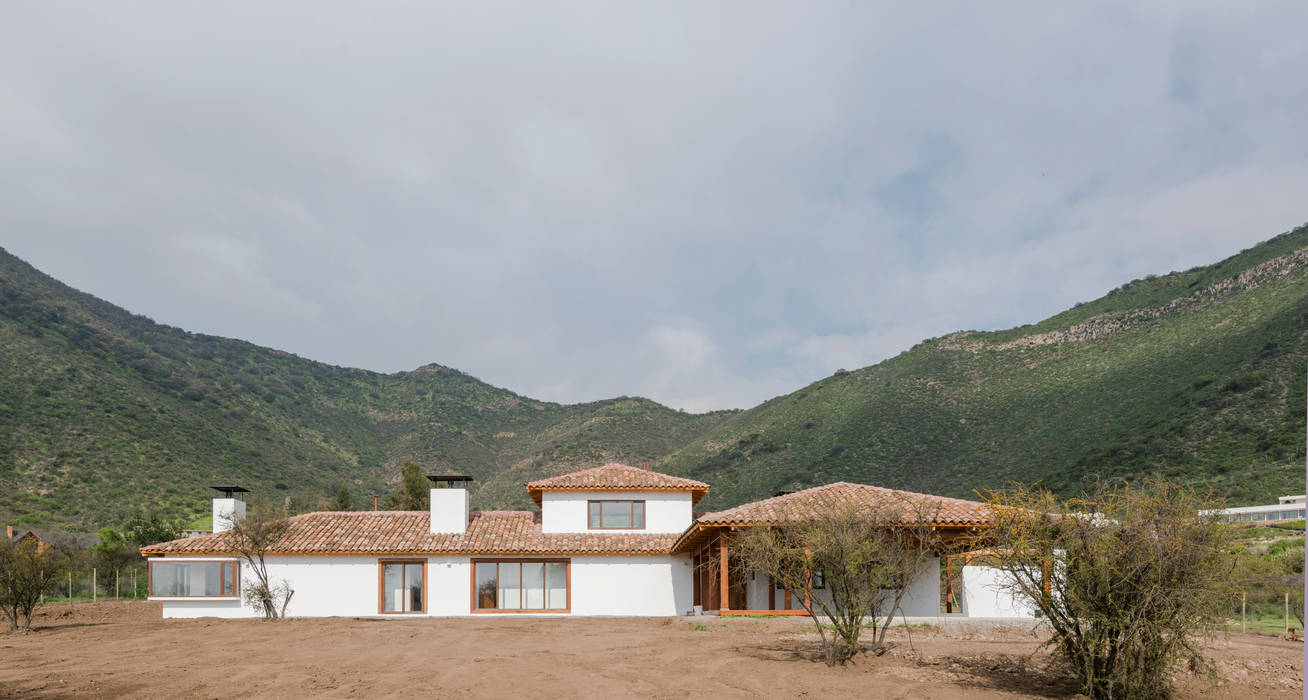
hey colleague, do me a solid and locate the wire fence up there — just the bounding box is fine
[42,564,148,603]
[1232,590,1302,637]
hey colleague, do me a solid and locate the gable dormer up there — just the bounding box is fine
[526,464,709,534]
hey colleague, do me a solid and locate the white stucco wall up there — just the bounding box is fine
[742,571,813,611]
[895,556,941,617]
[155,555,396,619]
[961,566,1036,618]
[540,490,693,534]
[429,489,469,534]
[734,556,941,617]
[153,553,693,618]
[211,498,245,532]
[569,555,693,616]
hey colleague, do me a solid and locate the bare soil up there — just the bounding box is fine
[0,602,1300,698]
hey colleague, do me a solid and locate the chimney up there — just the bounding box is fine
[427,475,472,534]
[642,461,650,471]
[210,486,249,532]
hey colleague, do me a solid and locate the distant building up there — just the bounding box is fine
[5,525,97,550]
[1208,495,1306,523]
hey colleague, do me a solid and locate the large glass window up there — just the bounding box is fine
[380,560,425,613]
[474,560,568,612]
[587,500,645,529]
[148,560,239,597]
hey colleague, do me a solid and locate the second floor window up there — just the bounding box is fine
[588,500,645,529]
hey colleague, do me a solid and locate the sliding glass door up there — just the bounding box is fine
[473,559,569,612]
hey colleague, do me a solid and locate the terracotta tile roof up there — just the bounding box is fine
[139,510,677,556]
[525,464,710,504]
[696,482,992,525]
[673,482,992,552]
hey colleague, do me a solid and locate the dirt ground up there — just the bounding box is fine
[0,602,1300,699]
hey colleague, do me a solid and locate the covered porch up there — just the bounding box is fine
[683,524,986,617]
[686,525,817,616]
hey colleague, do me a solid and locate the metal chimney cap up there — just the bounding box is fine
[210,485,250,499]
[426,475,473,487]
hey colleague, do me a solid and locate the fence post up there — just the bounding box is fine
[1242,591,1246,633]
[1285,592,1290,635]
[67,570,72,603]
[115,570,120,600]
[92,568,96,601]
[133,569,137,600]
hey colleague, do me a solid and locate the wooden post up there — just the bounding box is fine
[133,569,137,600]
[719,534,729,612]
[946,557,953,614]
[1242,591,1247,633]
[68,570,72,602]
[115,569,120,600]
[1285,592,1290,635]
[767,575,775,611]
[803,548,812,611]
[92,568,97,601]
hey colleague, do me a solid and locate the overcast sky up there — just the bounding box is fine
[2,3,1306,411]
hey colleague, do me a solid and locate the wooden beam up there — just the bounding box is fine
[721,609,808,616]
[767,575,775,611]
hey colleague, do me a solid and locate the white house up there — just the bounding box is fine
[141,464,1032,620]
[1206,494,1307,523]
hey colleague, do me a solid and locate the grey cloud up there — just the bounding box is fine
[1,2,1305,410]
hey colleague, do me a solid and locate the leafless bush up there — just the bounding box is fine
[733,494,942,665]
[982,478,1237,699]
[0,536,75,631]
[221,504,295,620]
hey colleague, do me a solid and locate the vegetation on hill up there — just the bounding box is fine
[660,224,1308,511]
[2,223,1304,529]
[0,249,735,528]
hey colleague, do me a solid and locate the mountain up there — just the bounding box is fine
[662,225,1308,511]
[3,224,1305,529]
[0,249,736,528]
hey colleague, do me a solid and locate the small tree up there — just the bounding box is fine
[0,537,74,631]
[733,494,943,664]
[92,528,139,594]
[221,505,295,620]
[124,513,183,546]
[983,479,1237,699]
[331,485,355,511]
[388,461,427,511]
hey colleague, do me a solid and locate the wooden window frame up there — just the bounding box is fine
[586,500,646,530]
[469,558,571,614]
[377,558,428,615]
[146,559,240,599]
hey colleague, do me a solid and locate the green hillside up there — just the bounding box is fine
[3,224,1305,529]
[0,249,736,528]
[660,225,1308,510]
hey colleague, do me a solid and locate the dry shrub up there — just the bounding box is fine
[733,494,943,665]
[221,504,295,620]
[0,536,75,631]
[983,478,1237,698]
